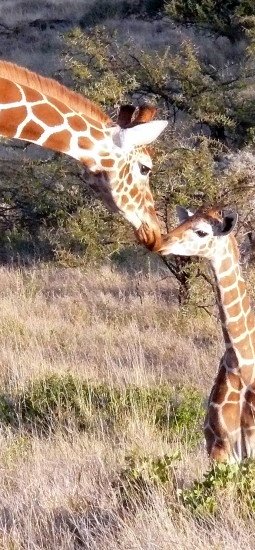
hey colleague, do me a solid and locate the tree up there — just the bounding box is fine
[63,22,255,301]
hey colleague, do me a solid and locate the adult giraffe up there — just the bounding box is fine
[158,205,255,463]
[0,60,168,250]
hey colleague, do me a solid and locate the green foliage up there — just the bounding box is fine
[0,155,127,265]
[1,6,255,271]
[65,24,255,166]
[64,23,255,297]
[116,450,180,508]
[0,374,204,441]
[122,451,179,485]
[165,0,255,40]
[181,460,255,515]
[165,388,204,444]
[65,27,137,106]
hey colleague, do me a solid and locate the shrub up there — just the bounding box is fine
[181,460,255,516]
[0,374,205,441]
[165,0,255,41]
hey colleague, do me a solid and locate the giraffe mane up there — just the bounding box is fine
[0,60,112,126]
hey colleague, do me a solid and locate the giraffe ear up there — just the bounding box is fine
[115,120,168,150]
[176,206,194,223]
[214,211,238,236]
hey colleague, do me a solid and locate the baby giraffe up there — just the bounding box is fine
[158,205,255,463]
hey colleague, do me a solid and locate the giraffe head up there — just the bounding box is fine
[0,61,168,250]
[83,105,167,251]
[158,205,238,259]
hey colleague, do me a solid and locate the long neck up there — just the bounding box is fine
[211,236,255,382]
[0,74,113,172]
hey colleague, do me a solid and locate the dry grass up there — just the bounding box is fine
[0,262,251,548]
[0,263,220,392]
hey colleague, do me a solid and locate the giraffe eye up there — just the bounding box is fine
[140,164,151,176]
[195,230,208,238]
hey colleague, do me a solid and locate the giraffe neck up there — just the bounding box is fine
[0,67,116,173]
[211,236,255,383]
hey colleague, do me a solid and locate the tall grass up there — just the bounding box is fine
[0,263,251,548]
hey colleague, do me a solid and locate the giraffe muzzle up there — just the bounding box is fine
[135,222,162,252]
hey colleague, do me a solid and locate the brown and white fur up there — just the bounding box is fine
[158,205,255,463]
[0,60,168,250]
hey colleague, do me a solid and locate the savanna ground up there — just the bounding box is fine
[2,0,255,548]
[0,260,253,549]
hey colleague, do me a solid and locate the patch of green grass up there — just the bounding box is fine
[157,387,204,444]
[0,374,204,442]
[181,460,255,516]
[116,450,180,508]
[122,450,180,485]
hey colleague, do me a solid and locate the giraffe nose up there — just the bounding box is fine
[135,222,162,251]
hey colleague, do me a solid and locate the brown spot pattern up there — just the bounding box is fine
[239,280,246,295]
[242,294,250,311]
[123,165,129,178]
[86,116,103,129]
[222,403,240,432]
[33,103,64,126]
[227,302,242,318]
[145,191,153,202]
[119,166,125,179]
[134,105,156,123]
[136,192,142,204]
[121,195,128,206]
[228,372,241,390]
[0,106,27,137]
[78,136,93,150]
[209,443,230,462]
[23,86,43,103]
[20,120,44,141]
[220,257,232,272]
[210,369,228,405]
[220,275,233,289]
[101,158,114,169]
[207,404,223,436]
[238,342,254,361]
[50,98,71,114]
[43,130,71,152]
[130,186,138,198]
[226,320,241,337]
[90,127,104,141]
[246,311,254,331]
[240,365,253,384]
[148,205,155,214]
[228,392,240,402]
[115,183,124,193]
[227,288,239,303]
[68,115,87,132]
[242,398,255,429]
[0,78,22,103]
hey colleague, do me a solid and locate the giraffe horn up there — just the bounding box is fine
[117,105,136,128]
[133,105,157,124]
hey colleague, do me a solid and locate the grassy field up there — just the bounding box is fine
[0,262,252,548]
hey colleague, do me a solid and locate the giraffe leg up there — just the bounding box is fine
[204,367,242,463]
[242,387,255,459]
[204,409,232,463]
